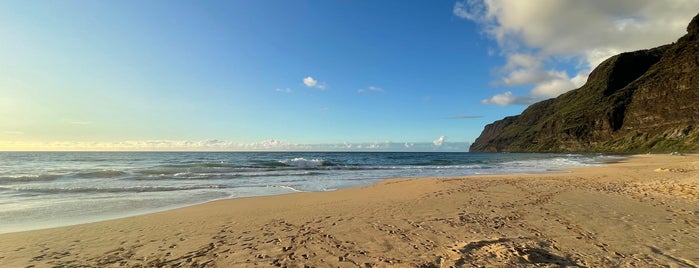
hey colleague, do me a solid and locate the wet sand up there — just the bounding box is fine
[1,154,698,267]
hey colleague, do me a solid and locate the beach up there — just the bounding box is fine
[1,154,698,267]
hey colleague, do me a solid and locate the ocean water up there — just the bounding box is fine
[0,152,621,233]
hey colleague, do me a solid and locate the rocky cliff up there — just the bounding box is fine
[470,13,699,153]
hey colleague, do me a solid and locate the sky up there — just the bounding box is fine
[1,1,698,151]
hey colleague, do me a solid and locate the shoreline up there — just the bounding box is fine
[1,154,698,266]
[0,152,612,234]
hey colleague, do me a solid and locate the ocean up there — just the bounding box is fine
[0,152,621,233]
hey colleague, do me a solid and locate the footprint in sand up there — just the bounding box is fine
[654,168,691,173]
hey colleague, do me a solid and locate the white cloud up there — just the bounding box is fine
[453,0,486,21]
[500,68,551,87]
[241,139,291,150]
[0,140,287,151]
[303,76,317,87]
[570,70,590,88]
[480,91,537,106]
[367,142,383,149]
[0,139,472,152]
[358,86,384,94]
[303,76,326,90]
[343,142,353,149]
[528,70,576,98]
[457,0,699,105]
[481,91,513,105]
[445,115,484,119]
[433,136,446,147]
[503,53,541,70]
[275,88,292,93]
[584,47,625,69]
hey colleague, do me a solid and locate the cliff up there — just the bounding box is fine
[470,13,699,153]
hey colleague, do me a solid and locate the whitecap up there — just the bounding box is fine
[279,158,326,169]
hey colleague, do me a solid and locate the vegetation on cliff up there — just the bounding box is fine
[470,13,699,153]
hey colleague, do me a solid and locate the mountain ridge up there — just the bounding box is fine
[470,13,699,153]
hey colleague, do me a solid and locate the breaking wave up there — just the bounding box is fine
[0,151,623,234]
[74,170,128,178]
[0,174,62,184]
[278,158,329,169]
[2,185,229,194]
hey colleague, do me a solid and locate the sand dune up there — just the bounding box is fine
[1,154,698,267]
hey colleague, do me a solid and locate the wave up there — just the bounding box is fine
[276,185,305,192]
[2,185,230,194]
[278,158,329,169]
[249,160,290,168]
[125,171,326,181]
[500,156,603,172]
[0,174,62,184]
[134,162,291,176]
[1,152,623,235]
[132,157,493,174]
[159,162,237,169]
[73,170,128,179]
[134,166,247,176]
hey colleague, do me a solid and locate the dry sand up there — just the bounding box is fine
[1,154,698,267]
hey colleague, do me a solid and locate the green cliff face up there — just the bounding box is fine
[470,13,699,153]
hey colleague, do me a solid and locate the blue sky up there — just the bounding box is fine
[1,1,697,151]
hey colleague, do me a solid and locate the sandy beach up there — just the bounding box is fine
[1,154,698,267]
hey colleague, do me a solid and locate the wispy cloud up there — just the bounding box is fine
[275,88,292,93]
[480,91,537,106]
[357,86,384,94]
[455,0,699,106]
[303,76,326,90]
[453,0,485,21]
[0,139,471,152]
[445,115,483,119]
[0,140,291,151]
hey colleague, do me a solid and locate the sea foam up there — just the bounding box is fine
[279,158,326,169]
[0,152,620,234]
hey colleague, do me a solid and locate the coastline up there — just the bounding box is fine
[1,154,698,267]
